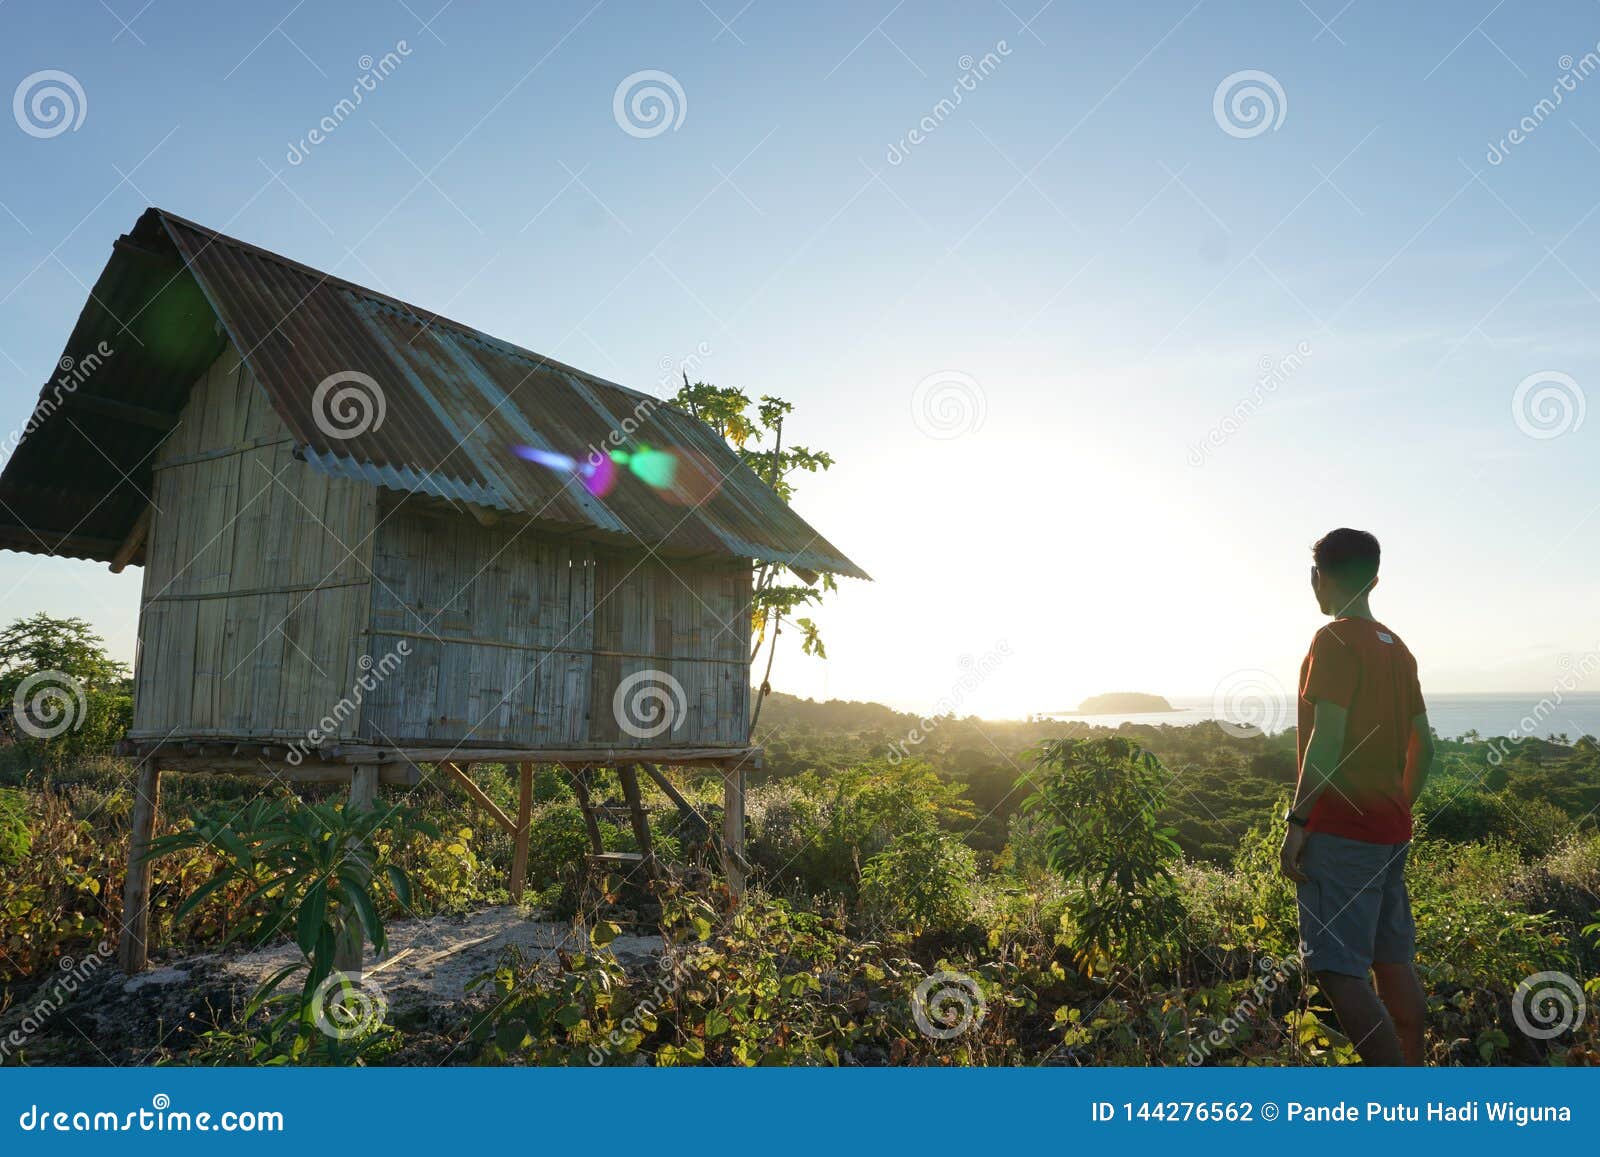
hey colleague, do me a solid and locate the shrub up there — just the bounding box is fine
[859,828,977,936]
[1023,737,1185,975]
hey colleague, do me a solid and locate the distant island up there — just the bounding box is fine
[1073,692,1177,714]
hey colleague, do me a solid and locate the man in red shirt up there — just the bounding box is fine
[1279,528,1435,1066]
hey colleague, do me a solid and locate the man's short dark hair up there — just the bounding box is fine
[1313,527,1380,589]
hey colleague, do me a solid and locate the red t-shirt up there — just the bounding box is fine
[1296,618,1426,844]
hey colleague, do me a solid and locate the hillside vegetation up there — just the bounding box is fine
[3,642,1599,1066]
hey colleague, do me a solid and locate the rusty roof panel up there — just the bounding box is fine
[0,208,867,579]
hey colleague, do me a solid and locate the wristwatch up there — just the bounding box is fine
[1284,809,1308,828]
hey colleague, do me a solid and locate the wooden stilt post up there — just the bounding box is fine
[118,763,163,974]
[510,762,533,903]
[334,764,380,975]
[569,765,605,855]
[617,763,655,876]
[722,761,745,898]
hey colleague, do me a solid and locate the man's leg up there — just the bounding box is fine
[1372,960,1426,1066]
[1316,970,1406,1066]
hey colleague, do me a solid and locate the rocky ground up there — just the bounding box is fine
[0,908,662,1066]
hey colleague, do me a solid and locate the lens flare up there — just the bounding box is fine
[512,443,676,500]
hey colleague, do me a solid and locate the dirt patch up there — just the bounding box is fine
[0,908,661,1065]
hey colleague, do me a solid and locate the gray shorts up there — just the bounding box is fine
[1295,832,1415,977]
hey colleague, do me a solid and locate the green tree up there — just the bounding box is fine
[1023,737,1185,975]
[0,613,131,769]
[672,379,836,734]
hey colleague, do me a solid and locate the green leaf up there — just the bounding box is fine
[296,880,327,957]
[172,872,232,924]
[383,864,412,910]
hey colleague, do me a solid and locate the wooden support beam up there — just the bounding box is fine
[722,763,746,898]
[640,762,712,831]
[0,525,123,559]
[62,392,178,431]
[616,763,655,876]
[108,504,152,574]
[569,765,606,855]
[440,761,517,834]
[334,765,380,975]
[118,764,163,974]
[510,762,533,903]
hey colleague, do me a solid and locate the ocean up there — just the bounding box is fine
[1051,692,1600,741]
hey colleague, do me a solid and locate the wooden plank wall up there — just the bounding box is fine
[363,500,751,748]
[129,346,376,740]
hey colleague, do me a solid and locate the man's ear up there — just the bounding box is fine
[1370,575,1379,594]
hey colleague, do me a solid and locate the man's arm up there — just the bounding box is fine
[1403,711,1434,806]
[1280,698,1348,883]
[1291,698,1349,819]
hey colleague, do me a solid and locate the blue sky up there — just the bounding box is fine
[2,0,1599,716]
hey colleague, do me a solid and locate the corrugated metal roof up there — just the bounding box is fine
[0,208,868,579]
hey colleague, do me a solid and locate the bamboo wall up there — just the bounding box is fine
[361,500,752,748]
[129,348,376,740]
[130,346,753,751]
